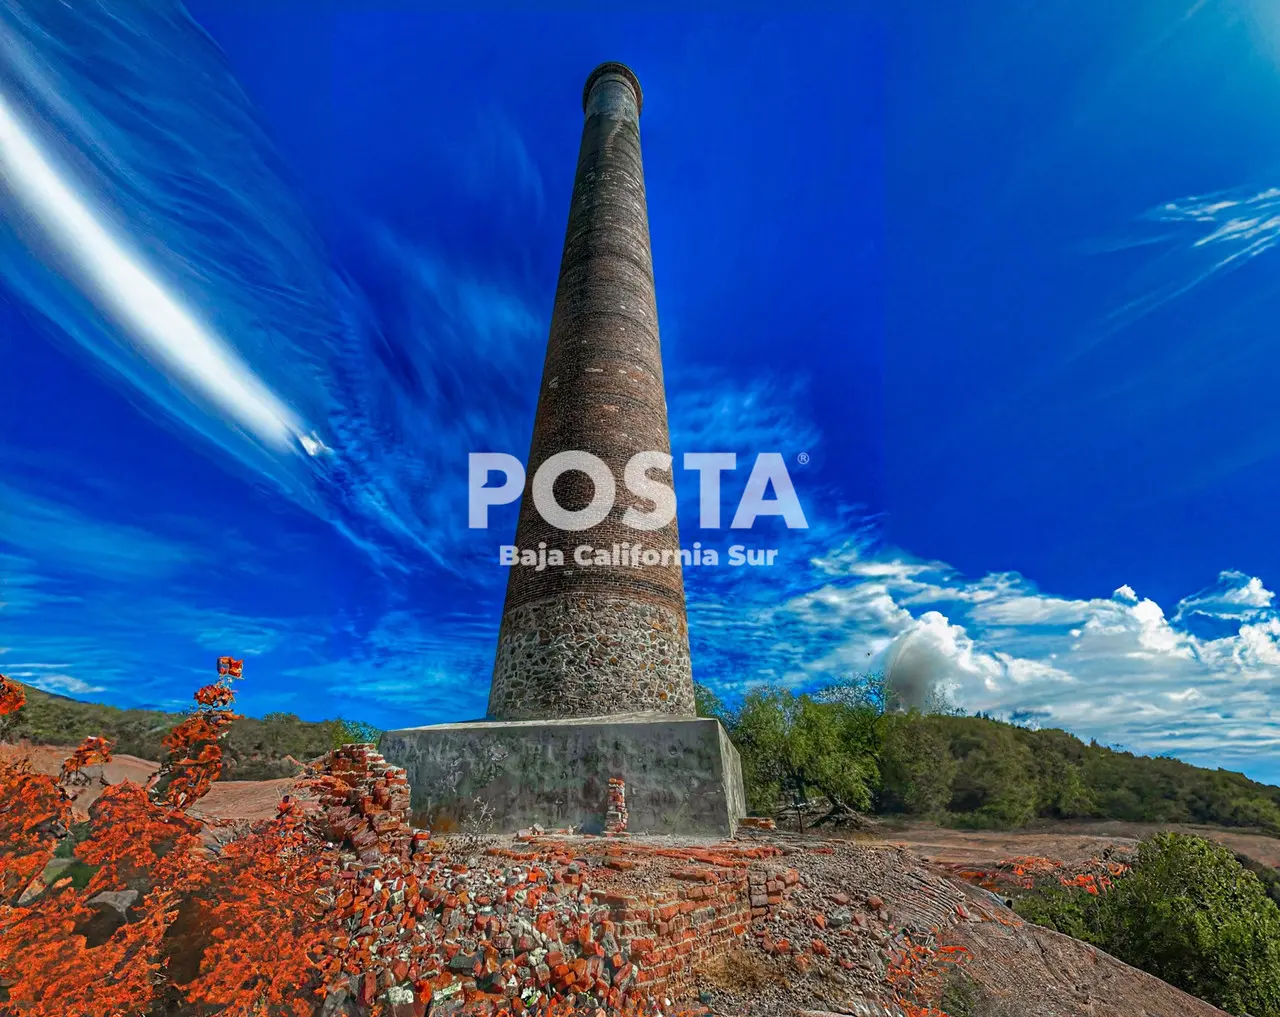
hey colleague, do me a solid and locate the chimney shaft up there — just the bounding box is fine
[488,63,695,722]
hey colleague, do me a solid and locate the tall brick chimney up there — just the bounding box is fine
[488,62,696,722]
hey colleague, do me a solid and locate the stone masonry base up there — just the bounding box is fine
[379,715,746,838]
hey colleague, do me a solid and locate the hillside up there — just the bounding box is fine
[0,736,1240,1017]
[4,675,1274,1016]
[0,683,379,780]
[706,683,1280,838]
[12,681,1280,836]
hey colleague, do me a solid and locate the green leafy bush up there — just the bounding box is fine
[1015,833,1280,1016]
[704,675,1280,834]
[877,712,955,816]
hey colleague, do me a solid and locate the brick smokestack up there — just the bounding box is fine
[488,62,695,721]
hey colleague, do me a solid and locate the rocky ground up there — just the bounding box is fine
[3,743,1249,1016]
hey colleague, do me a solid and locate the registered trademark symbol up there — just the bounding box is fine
[796,452,810,465]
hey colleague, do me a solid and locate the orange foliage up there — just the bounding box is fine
[148,670,242,811]
[885,932,970,1017]
[0,884,177,1017]
[0,673,24,717]
[0,657,323,1017]
[58,734,114,786]
[0,657,729,1017]
[178,796,336,1016]
[0,755,70,905]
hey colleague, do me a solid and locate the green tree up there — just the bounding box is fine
[816,670,890,714]
[1101,833,1280,1015]
[325,718,381,749]
[693,681,726,721]
[943,719,1039,828]
[729,686,879,828]
[877,712,956,816]
[1026,728,1096,819]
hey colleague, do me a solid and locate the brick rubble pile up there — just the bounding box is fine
[316,744,416,864]
[304,750,985,1017]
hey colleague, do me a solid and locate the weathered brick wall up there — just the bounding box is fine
[608,871,753,996]
[490,62,696,723]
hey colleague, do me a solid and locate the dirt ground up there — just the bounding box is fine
[871,817,1280,870]
[0,741,297,823]
[1,742,159,818]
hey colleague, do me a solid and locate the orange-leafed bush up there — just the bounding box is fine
[148,671,242,810]
[885,933,970,1017]
[0,755,71,905]
[0,674,24,717]
[59,734,114,786]
[0,658,336,1017]
[0,659,723,1017]
[176,797,336,1016]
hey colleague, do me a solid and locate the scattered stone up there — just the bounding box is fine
[87,888,139,918]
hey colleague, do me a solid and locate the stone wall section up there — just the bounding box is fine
[489,595,695,719]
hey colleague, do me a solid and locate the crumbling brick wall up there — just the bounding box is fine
[609,874,752,995]
[307,754,802,1015]
[315,744,416,864]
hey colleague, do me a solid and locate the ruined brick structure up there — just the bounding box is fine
[605,776,628,834]
[314,744,420,864]
[489,61,696,722]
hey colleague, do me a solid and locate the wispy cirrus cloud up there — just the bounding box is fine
[0,89,308,453]
[1099,186,1280,333]
[0,2,547,579]
[0,482,201,582]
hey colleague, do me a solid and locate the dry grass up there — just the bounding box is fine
[695,948,791,994]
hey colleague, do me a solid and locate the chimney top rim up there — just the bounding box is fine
[583,62,643,115]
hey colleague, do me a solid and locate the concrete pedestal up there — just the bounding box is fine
[379,714,746,838]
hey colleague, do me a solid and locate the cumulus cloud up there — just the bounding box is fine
[711,526,1280,782]
[1175,569,1275,621]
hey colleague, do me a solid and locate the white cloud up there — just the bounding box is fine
[1175,569,1275,621]
[0,92,305,451]
[970,594,1092,626]
[24,672,105,696]
[729,542,1280,781]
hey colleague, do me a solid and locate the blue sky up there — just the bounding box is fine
[2,0,1280,784]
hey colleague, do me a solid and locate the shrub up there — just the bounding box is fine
[1015,832,1280,1016]
[877,712,955,816]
